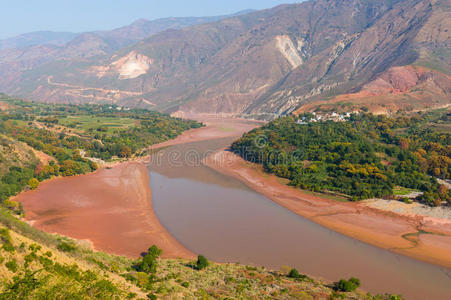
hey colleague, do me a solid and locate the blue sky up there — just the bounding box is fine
[0,0,301,39]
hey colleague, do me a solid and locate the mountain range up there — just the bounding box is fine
[0,0,449,118]
[0,11,253,89]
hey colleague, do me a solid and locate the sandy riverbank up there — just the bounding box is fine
[15,115,451,269]
[204,149,451,269]
[149,116,261,150]
[16,162,194,259]
[14,117,261,259]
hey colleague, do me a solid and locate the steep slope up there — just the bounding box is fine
[0,12,251,95]
[2,0,450,117]
[296,65,451,114]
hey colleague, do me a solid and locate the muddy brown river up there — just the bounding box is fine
[148,137,451,300]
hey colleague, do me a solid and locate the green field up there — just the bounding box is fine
[393,186,420,196]
[58,115,136,135]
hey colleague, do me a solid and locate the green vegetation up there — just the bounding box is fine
[393,186,418,196]
[0,135,39,210]
[27,178,39,190]
[288,268,305,280]
[134,245,162,275]
[0,94,201,210]
[196,254,209,270]
[336,277,361,292]
[232,111,451,206]
[0,94,201,160]
[58,115,136,135]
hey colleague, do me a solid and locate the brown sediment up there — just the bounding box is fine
[148,116,262,151]
[204,149,451,269]
[15,116,451,269]
[16,162,194,259]
[395,234,451,268]
[14,117,261,259]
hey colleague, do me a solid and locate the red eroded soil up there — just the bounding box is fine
[149,115,262,150]
[15,117,261,259]
[16,162,194,259]
[296,65,451,114]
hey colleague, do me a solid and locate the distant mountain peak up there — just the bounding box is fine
[1,0,449,117]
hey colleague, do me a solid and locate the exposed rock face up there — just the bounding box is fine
[93,51,152,79]
[1,0,450,116]
[112,52,152,79]
[275,35,303,69]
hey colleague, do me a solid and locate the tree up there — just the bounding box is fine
[59,160,78,177]
[137,245,162,274]
[196,255,209,270]
[288,268,301,279]
[336,277,360,292]
[119,146,132,158]
[28,178,39,190]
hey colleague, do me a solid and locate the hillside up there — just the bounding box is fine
[0,12,250,93]
[0,31,77,50]
[231,109,451,205]
[0,206,403,299]
[0,94,200,207]
[2,0,449,118]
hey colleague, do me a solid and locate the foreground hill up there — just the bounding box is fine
[0,206,402,299]
[2,0,449,118]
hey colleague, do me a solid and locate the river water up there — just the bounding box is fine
[148,137,451,300]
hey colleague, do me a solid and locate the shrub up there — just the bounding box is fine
[181,281,190,288]
[57,241,76,252]
[134,272,149,287]
[28,178,39,190]
[288,268,301,279]
[0,228,15,252]
[5,259,18,272]
[196,255,209,270]
[336,277,360,292]
[147,294,157,300]
[0,269,43,298]
[136,245,162,274]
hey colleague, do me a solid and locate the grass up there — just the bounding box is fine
[0,221,142,298]
[301,189,350,202]
[393,186,419,196]
[58,115,136,135]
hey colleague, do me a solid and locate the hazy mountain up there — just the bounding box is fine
[0,11,254,90]
[0,31,77,50]
[1,0,449,116]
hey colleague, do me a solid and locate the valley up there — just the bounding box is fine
[0,0,450,298]
[8,116,450,299]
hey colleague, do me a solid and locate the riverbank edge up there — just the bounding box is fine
[15,160,195,260]
[204,148,451,270]
[13,117,259,260]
